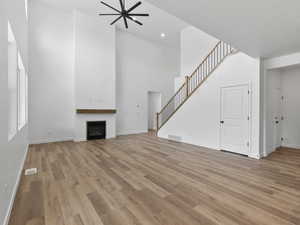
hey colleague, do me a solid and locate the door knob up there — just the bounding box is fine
[220,121,224,124]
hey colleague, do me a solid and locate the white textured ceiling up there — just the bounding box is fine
[146,0,300,58]
[36,0,187,47]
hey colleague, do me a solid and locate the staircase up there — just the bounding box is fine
[156,41,235,131]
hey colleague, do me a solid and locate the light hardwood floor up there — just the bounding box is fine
[9,133,300,225]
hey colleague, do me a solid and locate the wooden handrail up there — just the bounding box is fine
[189,41,221,78]
[157,41,235,131]
[159,41,222,116]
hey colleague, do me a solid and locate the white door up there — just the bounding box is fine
[220,84,250,155]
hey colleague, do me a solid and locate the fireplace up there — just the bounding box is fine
[87,121,106,140]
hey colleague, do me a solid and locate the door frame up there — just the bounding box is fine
[273,87,282,150]
[219,82,252,155]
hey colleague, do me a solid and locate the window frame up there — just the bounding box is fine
[17,52,27,131]
[8,21,28,141]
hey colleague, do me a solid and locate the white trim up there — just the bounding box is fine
[282,144,300,150]
[158,134,261,159]
[116,130,148,136]
[3,144,29,225]
[74,136,116,143]
[248,82,253,156]
[264,52,300,70]
[30,137,74,145]
[158,135,222,152]
[248,153,261,159]
[261,150,270,158]
[262,145,300,158]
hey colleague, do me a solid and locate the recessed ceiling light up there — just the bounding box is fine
[161,33,166,38]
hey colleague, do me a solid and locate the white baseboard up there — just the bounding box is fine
[248,153,261,159]
[30,137,73,145]
[73,136,116,142]
[282,144,300,150]
[3,144,29,225]
[261,151,270,158]
[73,138,86,142]
[117,130,148,136]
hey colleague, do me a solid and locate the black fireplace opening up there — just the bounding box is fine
[87,121,106,140]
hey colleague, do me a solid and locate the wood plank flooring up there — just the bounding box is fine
[8,133,300,225]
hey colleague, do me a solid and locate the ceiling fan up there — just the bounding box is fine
[99,0,149,29]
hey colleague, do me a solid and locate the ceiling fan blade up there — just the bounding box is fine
[119,0,125,11]
[123,16,129,28]
[99,13,121,16]
[126,16,143,25]
[127,1,142,13]
[110,15,122,25]
[128,13,149,16]
[100,1,120,13]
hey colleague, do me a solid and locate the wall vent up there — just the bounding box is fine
[168,135,182,142]
[25,168,38,176]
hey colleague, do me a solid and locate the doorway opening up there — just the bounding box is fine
[147,91,162,131]
[265,65,300,155]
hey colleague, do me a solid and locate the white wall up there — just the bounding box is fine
[148,92,162,130]
[175,26,218,90]
[159,52,262,159]
[116,30,179,135]
[181,26,219,77]
[74,11,116,141]
[74,11,116,110]
[0,0,28,224]
[28,1,74,144]
[28,3,117,143]
[264,52,300,70]
[281,66,300,149]
[28,1,178,140]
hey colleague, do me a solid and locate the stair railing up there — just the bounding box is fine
[156,41,235,131]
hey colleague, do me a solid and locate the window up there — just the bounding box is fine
[8,21,28,141]
[25,0,28,20]
[18,53,27,130]
[25,73,28,123]
[8,21,18,140]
